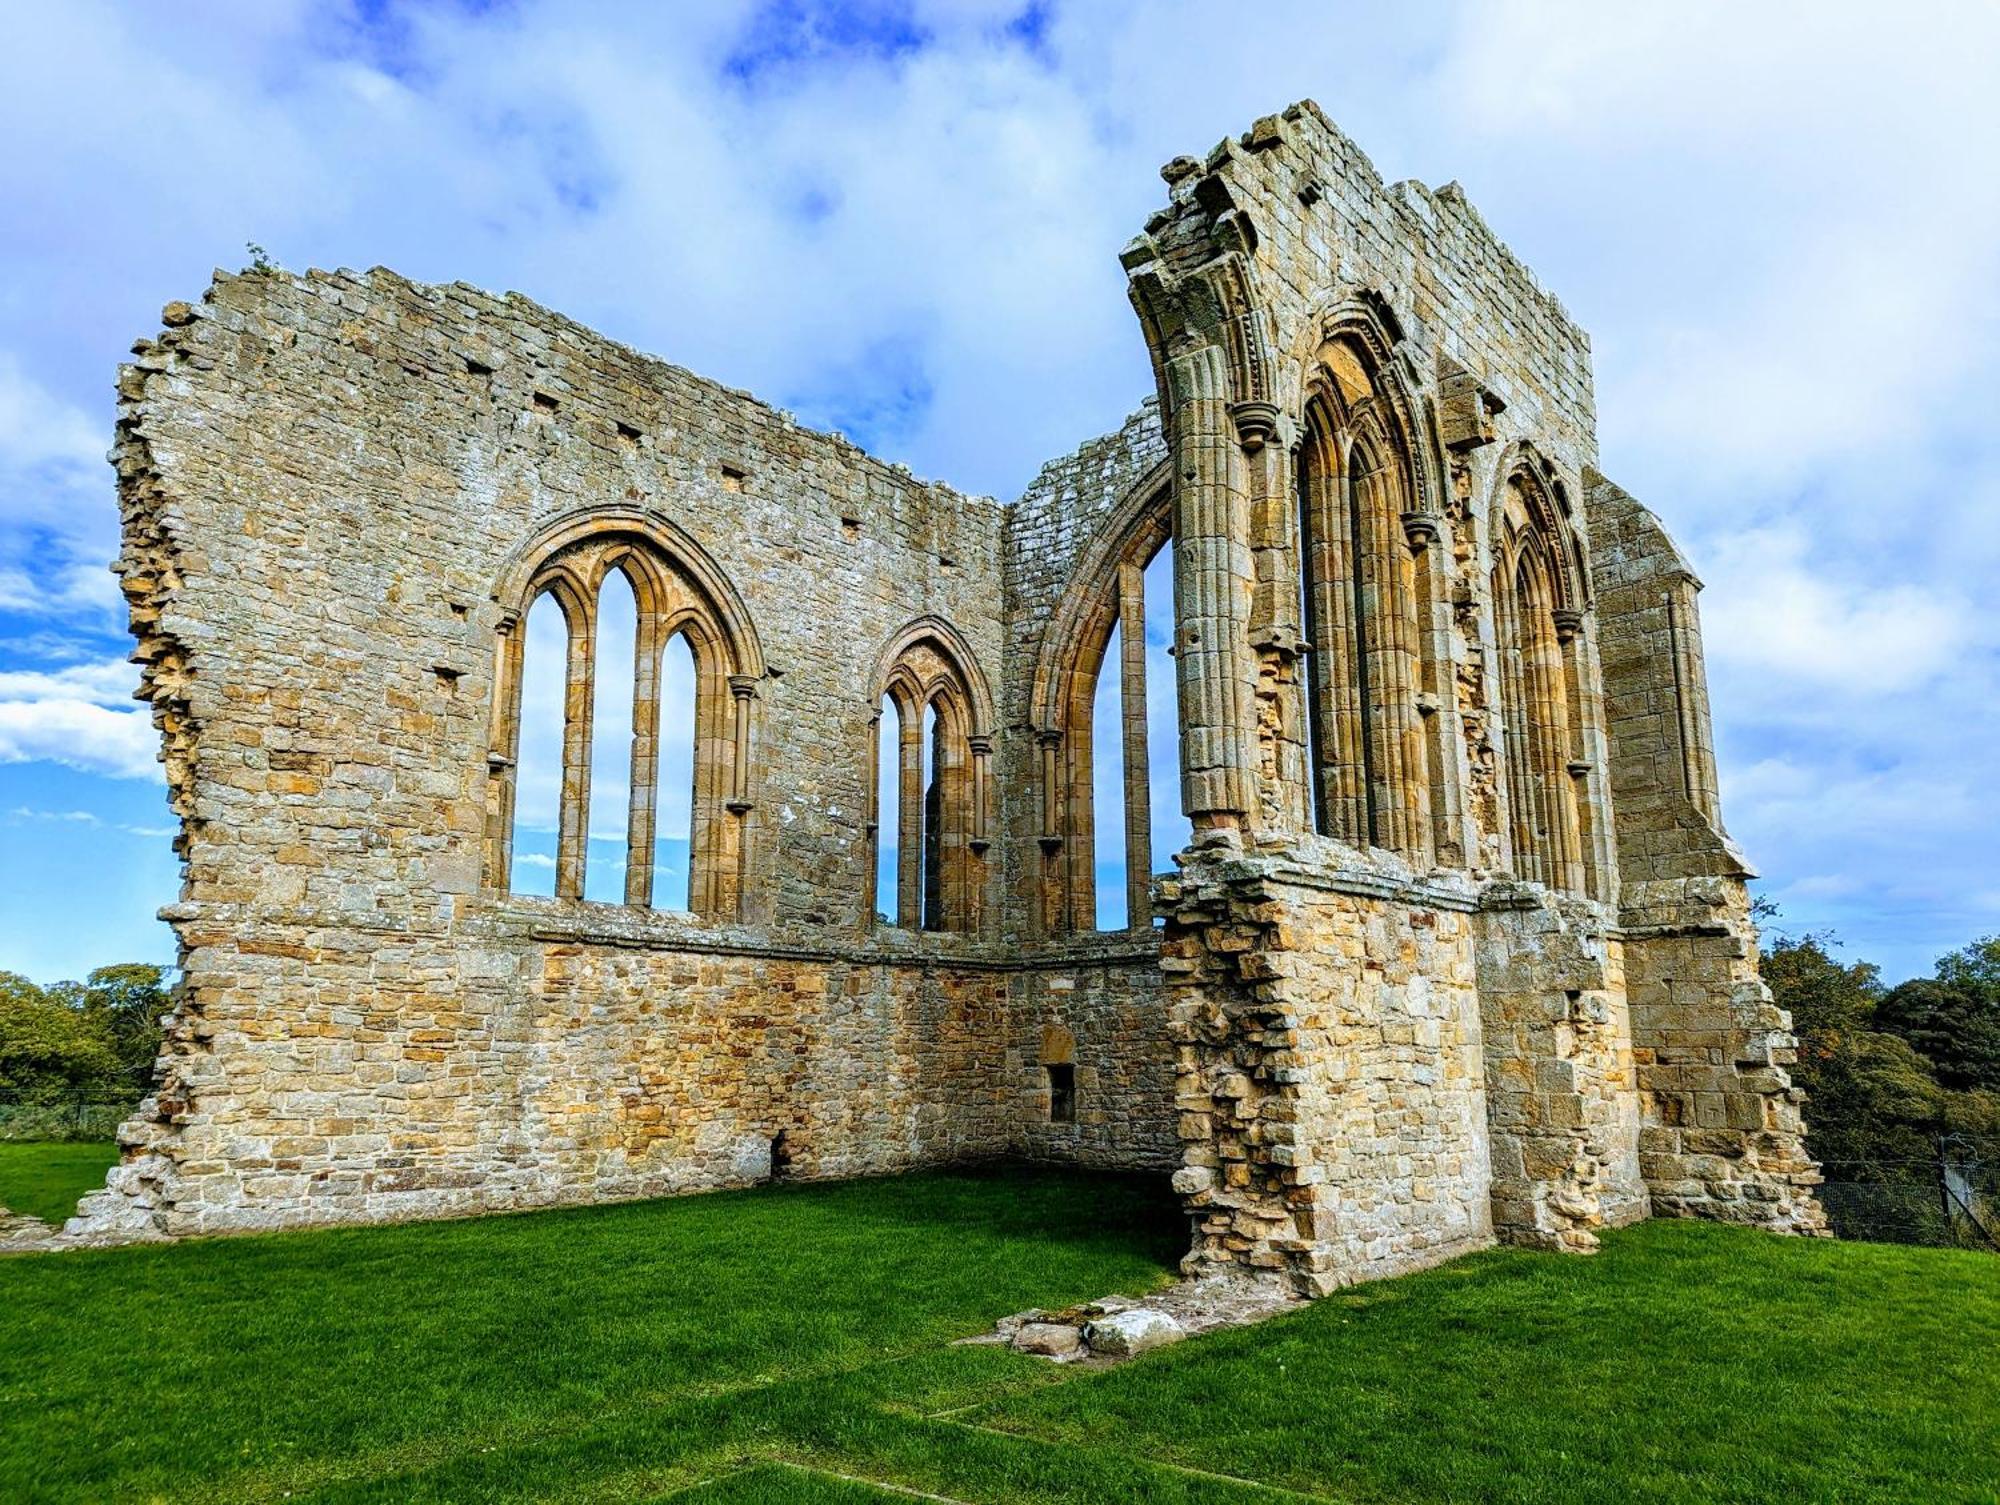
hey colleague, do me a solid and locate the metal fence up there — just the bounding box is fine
[0,1099,134,1142]
[1816,1138,2000,1252]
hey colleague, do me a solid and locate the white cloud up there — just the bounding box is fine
[0,698,157,780]
[1699,527,1975,696]
[0,659,138,707]
[0,655,155,779]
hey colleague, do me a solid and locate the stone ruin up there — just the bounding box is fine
[64,101,1826,1288]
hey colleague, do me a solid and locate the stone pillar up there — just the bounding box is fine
[1235,400,1311,838]
[1166,341,1258,839]
[625,610,662,907]
[555,595,595,901]
[1116,564,1154,927]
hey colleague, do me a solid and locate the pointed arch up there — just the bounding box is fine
[485,505,764,918]
[1027,466,1179,933]
[1488,445,1607,896]
[1291,293,1454,865]
[867,617,993,934]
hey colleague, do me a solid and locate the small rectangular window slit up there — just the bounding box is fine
[532,391,559,414]
[1045,1063,1076,1124]
[615,421,642,444]
[720,464,747,492]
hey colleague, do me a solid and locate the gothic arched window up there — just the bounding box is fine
[868,619,994,934]
[1295,340,1434,862]
[485,512,764,919]
[1492,466,1602,896]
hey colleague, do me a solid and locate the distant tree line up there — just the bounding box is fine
[1762,924,2000,1167]
[0,965,173,1105]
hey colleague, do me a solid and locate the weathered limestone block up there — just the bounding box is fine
[1475,885,1649,1252]
[1082,1308,1185,1357]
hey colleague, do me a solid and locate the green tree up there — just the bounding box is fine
[1763,935,1922,1166]
[1876,937,2000,1093]
[1763,933,1880,1046]
[0,973,122,1103]
[79,964,173,1091]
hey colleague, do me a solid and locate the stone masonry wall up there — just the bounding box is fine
[66,99,1816,1272]
[78,263,1064,1239]
[1161,847,1493,1295]
[1474,890,1647,1251]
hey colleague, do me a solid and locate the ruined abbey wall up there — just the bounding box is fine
[72,100,1820,1274]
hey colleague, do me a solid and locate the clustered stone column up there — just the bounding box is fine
[1166,342,1259,842]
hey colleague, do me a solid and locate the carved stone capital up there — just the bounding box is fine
[1552,608,1586,644]
[1401,511,1443,552]
[967,735,994,757]
[1229,399,1281,451]
[728,674,761,701]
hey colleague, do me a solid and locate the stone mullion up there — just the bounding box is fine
[555,594,596,902]
[486,613,527,889]
[725,675,758,923]
[1538,610,1586,893]
[898,700,923,929]
[1318,462,1366,844]
[941,714,971,931]
[1497,569,1541,883]
[1117,561,1153,928]
[1569,611,1620,901]
[1555,610,1605,898]
[1168,343,1256,837]
[1524,595,1573,890]
[624,608,662,908]
[1386,504,1431,865]
[1523,588,1562,886]
[967,733,991,936]
[1405,513,1460,868]
[688,657,729,916]
[1360,468,1412,853]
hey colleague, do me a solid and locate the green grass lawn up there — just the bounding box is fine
[1,1166,1993,1504]
[0,1142,119,1225]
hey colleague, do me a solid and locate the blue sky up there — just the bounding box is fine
[2,0,1997,984]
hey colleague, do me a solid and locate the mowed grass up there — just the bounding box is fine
[0,1142,119,1225]
[1,1166,1994,1505]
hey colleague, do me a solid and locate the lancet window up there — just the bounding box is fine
[1492,467,1601,895]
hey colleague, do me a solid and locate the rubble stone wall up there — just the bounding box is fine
[80,263,1114,1240]
[1161,851,1494,1294]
